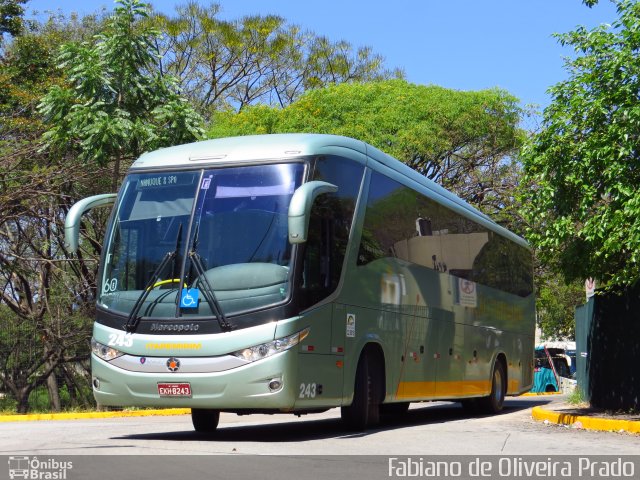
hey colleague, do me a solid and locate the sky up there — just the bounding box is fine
[25,0,619,112]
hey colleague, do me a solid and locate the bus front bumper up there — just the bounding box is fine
[91,350,298,410]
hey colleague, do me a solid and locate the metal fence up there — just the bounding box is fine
[0,309,95,413]
[575,288,640,411]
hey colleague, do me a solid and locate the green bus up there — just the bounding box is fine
[65,134,535,432]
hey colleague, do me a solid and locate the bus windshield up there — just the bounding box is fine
[99,163,305,321]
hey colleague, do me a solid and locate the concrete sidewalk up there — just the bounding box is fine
[532,402,640,434]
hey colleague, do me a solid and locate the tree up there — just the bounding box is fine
[39,0,205,191]
[521,0,640,290]
[0,0,27,37]
[0,0,203,413]
[536,270,584,340]
[209,80,524,221]
[149,2,402,116]
[0,19,105,413]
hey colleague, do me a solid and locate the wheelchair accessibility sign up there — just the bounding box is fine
[180,288,200,309]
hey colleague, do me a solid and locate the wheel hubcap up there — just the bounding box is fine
[494,369,504,402]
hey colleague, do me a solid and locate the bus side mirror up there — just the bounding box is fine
[65,193,117,253]
[288,181,338,244]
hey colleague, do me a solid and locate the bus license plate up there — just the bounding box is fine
[157,383,191,397]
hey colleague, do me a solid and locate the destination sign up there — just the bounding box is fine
[135,173,196,190]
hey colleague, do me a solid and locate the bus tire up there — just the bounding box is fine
[341,352,382,430]
[191,408,220,433]
[477,360,506,414]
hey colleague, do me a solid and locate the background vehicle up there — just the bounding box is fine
[532,346,576,393]
[65,134,536,432]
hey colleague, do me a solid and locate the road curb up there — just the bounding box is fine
[521,391,562,396]
[0,408,190,422]
[531,406,640,434]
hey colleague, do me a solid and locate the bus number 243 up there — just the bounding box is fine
[108,333,133,348]
[299,383,318,398]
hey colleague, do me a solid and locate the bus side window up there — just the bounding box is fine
[299,156,363,310]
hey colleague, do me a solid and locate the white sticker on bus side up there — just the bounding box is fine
[346,313,356,338]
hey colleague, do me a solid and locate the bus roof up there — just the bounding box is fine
[130,134,528,248]
[131,133,366,169]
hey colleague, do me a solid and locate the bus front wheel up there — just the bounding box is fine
[341,352,382,430]
[191,408,220,433]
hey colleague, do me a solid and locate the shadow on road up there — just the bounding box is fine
[113,398,553,443]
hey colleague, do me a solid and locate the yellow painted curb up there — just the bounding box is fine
[0,408,190,422]
[532,406,640,434]
[522,391,562,396]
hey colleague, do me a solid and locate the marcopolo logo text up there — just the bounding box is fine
[149,323,200,332]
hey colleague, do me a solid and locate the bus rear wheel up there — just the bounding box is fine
[191,408,220,433]
[477,360,506,414]
[341,352,382,431]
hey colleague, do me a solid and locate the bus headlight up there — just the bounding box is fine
[232,328,310,363]
[91,338,124,361]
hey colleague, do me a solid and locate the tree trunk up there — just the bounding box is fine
[16,388,30,414]
[62,366,77,407]
[46,369,61,412]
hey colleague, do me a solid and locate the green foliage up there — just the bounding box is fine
[38,0,204,178]
[0,14,90,143]
[521,0,640,289]
[0,0,27,37]
[149,2,402,115]
[1,10,112,414]
[209,80,523,220]
[0,35,50,143]
[567,386,587,405]
[536,270,584,339]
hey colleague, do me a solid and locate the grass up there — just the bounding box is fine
[566,386,588,406]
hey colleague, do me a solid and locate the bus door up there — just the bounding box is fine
[294,302,344,407]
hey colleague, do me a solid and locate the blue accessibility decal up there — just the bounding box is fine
[180,288,200,309]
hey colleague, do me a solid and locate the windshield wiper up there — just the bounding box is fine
[125,224,182,332]
[188,225,234,332]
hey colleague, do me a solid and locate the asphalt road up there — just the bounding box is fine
[2,396,640,455]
